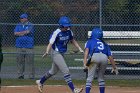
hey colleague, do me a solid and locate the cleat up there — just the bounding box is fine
[36,80,43,93]
[73,88,83,93]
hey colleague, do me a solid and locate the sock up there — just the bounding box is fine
[86,80,92,93]
[99,87,105,93]
[64,74,75,91]
[99,81,105,93]
[86,87,91,93]
[40,72,52,84]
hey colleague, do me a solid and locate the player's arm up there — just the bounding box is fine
[108,56,119,75]
[42,43,52,58]
[107,45,119,75]
[83,48,89,68]
[69,30,83,53]
[70,39,84,53]
[108,56,117,69]
[42,30,58,58]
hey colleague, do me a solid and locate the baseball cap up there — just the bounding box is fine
[20,13,28,19]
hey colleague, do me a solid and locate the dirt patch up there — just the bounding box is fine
[1,85,140,93]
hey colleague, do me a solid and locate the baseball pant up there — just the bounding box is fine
[48,49,70,75]
[87,53,108,83]
[16,48,35,78]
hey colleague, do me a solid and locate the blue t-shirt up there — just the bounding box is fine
[49,28,73,53]
[85,38,112,57]
[14,22,35,48]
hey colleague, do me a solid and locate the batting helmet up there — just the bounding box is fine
[91,27,103,39]
[58,16,71,27]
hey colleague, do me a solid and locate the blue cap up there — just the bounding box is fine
[20,13,28,19]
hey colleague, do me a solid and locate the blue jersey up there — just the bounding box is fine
[49,28,73,53]
[14,22,35,48]
[85,38,112,57]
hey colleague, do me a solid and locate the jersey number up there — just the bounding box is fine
[97,42,104,50]
[63,40,69,46]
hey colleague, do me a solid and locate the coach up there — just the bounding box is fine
[14,13,35,79]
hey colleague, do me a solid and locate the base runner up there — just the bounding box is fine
[36,16,84,93]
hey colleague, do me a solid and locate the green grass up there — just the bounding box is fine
[1,79,140,87]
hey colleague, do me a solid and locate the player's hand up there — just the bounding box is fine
[78,47,84,53]
[111,67,119,75]
[84,64,88,69]
[42,52,48,58]
[83,64,88,72]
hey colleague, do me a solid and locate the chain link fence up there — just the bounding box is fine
[1,0,140,80]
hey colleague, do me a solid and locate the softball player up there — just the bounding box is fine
[83,27,118,93]
[36,16,83,93]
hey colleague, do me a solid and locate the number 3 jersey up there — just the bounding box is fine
[85,38,112,57]
[49,28,73,53]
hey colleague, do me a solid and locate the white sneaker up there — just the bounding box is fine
[73,88,83,93]
[36,80,43,93]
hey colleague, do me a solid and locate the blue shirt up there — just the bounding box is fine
[49,28,73,53]
[14,22,35,48]
[85,38,112,56]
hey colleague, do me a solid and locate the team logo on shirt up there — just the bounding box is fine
[60,36,69,40]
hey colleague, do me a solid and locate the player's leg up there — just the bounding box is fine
[97,64,106,93]
[97,54,108,93]
[53,51,76,92]
[25,48,35,79]
[85,63,98,93]
[16,48,25,79]
[40,62,58,84]
[36,50,59,92]
[36,62,58,93]
[86,53,105,93]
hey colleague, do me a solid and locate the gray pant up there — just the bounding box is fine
[48,49,70,75]
[16,48,35,78]
[87,53,108,82]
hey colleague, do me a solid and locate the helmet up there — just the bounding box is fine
[58,16,71,27]
[91,27,103,39]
